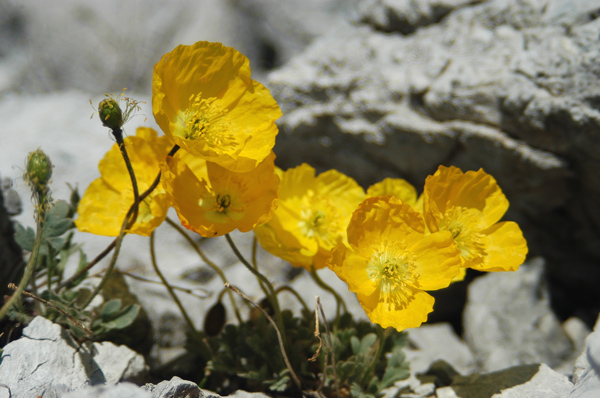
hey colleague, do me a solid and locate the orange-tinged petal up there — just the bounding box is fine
[163,150,278,237]
[423,166,508,232]
[367,178,418,207]
[408,231,463,290]
[358,287,435,331]
[346,196,425,257]
[477,221,528,272]
[329,243,377,297]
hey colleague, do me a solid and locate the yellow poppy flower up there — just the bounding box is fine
[161,150,279,237]
[254,164,366,270]
[367,178,422,211]
[152,41,282,173]
[423,165,528,277]
[76,127,172,236]
[328,196,462,331]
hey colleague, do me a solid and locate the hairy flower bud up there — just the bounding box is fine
[25,149,53,190]
[98,98,123,129]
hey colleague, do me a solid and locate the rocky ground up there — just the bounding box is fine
[2,0,600,397]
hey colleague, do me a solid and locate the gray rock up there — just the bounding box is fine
[438,363,573,398]
[404,322,476,376]
[0,0,355,95]
[267,0,600,294]
[142,376,200,398]
[570,313,600,397]
[61,383,151,398]
[0,316,148,398]
[462,258,573,372]
[490,363,573,397]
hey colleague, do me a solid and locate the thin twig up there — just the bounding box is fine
[225,234,287,342]
[226,283,302,391]
[166,217,243,323]
[149,231,198,334]
[120,271,210,299]
[0,383,11,398]
[7,283,93,339]
[316,296,340,398]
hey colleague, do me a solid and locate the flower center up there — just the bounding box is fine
[297,191,344,248]
[180,94,238,151]
[439,206,485,264]
[199,191,244,224]
[367,246,416,311]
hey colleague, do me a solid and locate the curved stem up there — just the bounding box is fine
[0,206,44,321]
[113,128,139,226]
[78,207,129,309]
[309,266,347,320]
[251,235,270,299]
[225,234,287,343]
[275,286,310,314]
[78,131,140,309]
[57,145,179,292]
[150,231,198,334]
[165,217,243,324]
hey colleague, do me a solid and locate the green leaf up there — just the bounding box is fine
[14,223,35,251]
[46,236,67,251]
[351,335,361,355]
[101,299,122,319]
[110,304,141,329]
[66,250,88,288]
[43,200,73,237]
[268,374,290,392]
[359,333,377,355]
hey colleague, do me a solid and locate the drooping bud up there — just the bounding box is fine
[25,149,53,192]
[98,98,123,130]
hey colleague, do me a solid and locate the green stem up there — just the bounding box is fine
[309,266,347,320]
[165,217,243,324]
[78,206,129,309]
[225,234,287,343]
[0,205,45,321]
[275,286,310,313]
[150,231,198,334]
[78,130,139,309]
[251,235,270,299]
[113,128,140,226]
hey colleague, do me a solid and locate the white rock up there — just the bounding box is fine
[491,363,573,398]
[463,258,573,372]
[405,323,476,376]
[0,317,148,398]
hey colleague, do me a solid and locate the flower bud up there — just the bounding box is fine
[98,98,123,129]
[25,149,53,190]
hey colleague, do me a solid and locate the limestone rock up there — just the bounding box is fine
[462,258,573,372]
[405,323,476,376]
[142,376,201,398]
[0,316,148,398]
[444,363,573,398]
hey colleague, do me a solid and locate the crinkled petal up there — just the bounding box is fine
[477,221,528,272]
[408,231,463,290]
[423,166,508,231]
[153,41,281,172]
[367,178,418,208]
[347,196,425,257]
[358,287,434,331]
[162,150,278,237]
[328,243,377,297]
